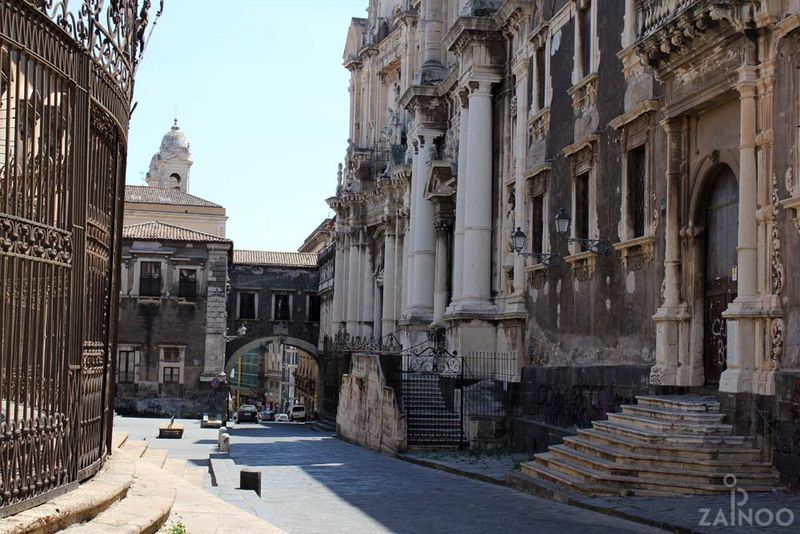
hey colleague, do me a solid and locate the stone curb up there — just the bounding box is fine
[396,454,507,488]
[0,452,136,534]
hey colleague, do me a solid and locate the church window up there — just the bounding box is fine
[274,293,291,321]
[139,261,162,297]
[238,291,257,320]
[627,145,647,239]
[575,171,590,243]
[178,269,198,299]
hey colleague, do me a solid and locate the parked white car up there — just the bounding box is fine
[275,413,289,422]
[289,405,306,422]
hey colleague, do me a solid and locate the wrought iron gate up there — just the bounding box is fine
[402,346,465,448]
[0,0,158,516]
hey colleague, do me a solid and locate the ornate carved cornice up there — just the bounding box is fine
[445,15,501,55]
[633,0,757,73]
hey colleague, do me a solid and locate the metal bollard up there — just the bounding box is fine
[220,433,230,453]
[240,469,262,496]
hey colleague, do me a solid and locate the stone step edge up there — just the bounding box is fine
[606,413,734,434]
[592,420,749,446]
[578,428,761,456]
[563,435,771,469]
[621,404,726,422]
[0,451,136,534]
[62,492,174,534]
[548,444,779,482]
[635,395,720,412]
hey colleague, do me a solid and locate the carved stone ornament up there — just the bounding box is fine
[786,167,795,197]
[649,365,664,386]
[528,267,546,290]
[770,318,785,366]
[569,255,596,282]
[770,173,784,295]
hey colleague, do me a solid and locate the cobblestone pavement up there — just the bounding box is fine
[219,422,662,534]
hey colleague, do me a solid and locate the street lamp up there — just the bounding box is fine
[510,227,563,268]
[552,208,612,256]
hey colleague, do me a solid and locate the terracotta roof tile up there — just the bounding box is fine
[125,185,223,208]
[234,250,318,268]
[123,221,230,243]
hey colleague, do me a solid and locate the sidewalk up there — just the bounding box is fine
[400,450,800,533]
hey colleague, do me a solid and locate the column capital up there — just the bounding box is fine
[511,56,529,79]
[467,79,495,96]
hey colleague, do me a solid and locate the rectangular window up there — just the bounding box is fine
[575,172,590,243]
[239,292,256,320]
[139,261,161,297]
[274,294,291,321]
[162,366,180,383]
[178,269,198,298]
[531,194,544,255]
[117,350,137,383]
[628,145,647,238]
[308,295,321,322]
[580,2,592,77]
[536,46,546,110]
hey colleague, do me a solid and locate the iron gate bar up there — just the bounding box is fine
[0,0,160,517]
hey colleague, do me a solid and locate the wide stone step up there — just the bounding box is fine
[592,420,749,447]
[164,458,187,477]
[635,395,720,413]
[120,438,149,459]
[534,452,775,496]
[520,461,616,496]
[548,445,779,487]
[577,428,761,460]
[606,413,733,436]
[622,404,727,424]
[563,435,770,471]
[112,431,130,449]
[183,467,208,489]
[142,448,169,469]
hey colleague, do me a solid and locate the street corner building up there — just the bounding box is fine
[316,0,800,493]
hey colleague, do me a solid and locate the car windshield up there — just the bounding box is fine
[292,406,304,412]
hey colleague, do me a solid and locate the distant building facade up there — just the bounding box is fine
[115,222,232,418]
[225,250,321,413]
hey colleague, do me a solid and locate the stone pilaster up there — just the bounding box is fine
[382,220,397,336]
[511,59,529,307]
[346,229,362,335]
[651,118,695,387]
[202,243,231,380]
[433,214,453,325]
[450,91,469,308]
[720,66,761,394]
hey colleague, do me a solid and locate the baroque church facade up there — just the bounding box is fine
[323,0,800,486]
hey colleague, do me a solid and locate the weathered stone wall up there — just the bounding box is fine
[509,364,654,453]
[336,353,406,455]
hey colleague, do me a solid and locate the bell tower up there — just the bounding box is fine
[145,119,193,192]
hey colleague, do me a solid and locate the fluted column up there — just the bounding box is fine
[460,80,494,311]
[720,65,760,394]
[382,222,397,336]
[450,93,468,307]
[407,132,437,320]
[361,239,374,338]
[512,63,529,300]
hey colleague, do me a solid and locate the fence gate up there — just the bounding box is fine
[0,0,158,517]
[401,346,465,448]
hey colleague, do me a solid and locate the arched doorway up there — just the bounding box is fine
[226,337,320,415]
[701,165,739,386]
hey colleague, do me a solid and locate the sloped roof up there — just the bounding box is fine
[123,221,230,243]
[125,185,222,208]
[234,250,318,268]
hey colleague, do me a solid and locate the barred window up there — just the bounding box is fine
[274,294,290,321]
[238,292,257,320]
[162,366,180,383]
[117,350,137,383]
[178,269,197,298]
[139,261,161,297]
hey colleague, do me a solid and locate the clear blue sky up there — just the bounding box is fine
[126,0,367,251]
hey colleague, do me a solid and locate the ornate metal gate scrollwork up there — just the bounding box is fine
[0,0,160,516]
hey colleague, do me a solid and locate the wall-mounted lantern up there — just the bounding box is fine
[552,208,612,256]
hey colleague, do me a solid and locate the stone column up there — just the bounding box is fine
[651,118,694,386]
[346,230,361,335]
[202,243,231,380]
[720,66,760,394]
[361,238,374,338]
[382,221,397,336]
[460,80,495,311]
[433,216,452,324]
[407,133,437,320]
[421,0,445,83]
[623,0,636,48]
[512,62,529,302]
[450,93,468,308]
[331,234,346,326]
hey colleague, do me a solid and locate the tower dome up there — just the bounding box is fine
[145,119,193,192]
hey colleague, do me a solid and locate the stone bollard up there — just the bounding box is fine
[218,426,227,442]
[219,433,230,453]
[240,469,262,497]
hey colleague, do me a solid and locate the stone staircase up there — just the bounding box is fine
[403,374,464,447]
[1,430,280,534]
[520,395,782,496]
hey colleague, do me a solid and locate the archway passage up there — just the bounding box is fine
[226,337,320,415]
[702,165,738,386]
